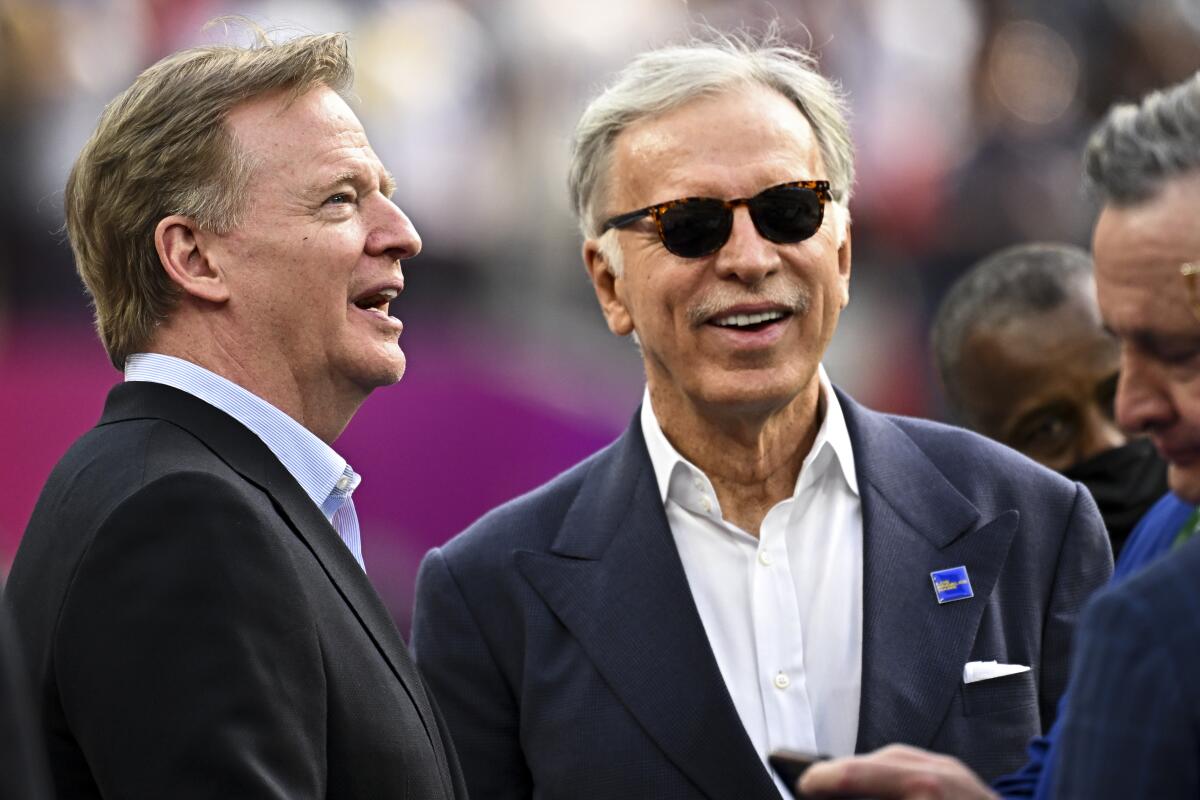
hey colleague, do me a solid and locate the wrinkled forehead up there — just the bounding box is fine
[976,299,1115,365]
[1092,179,1200,326]
[606,86,824,208]
[226,84,372,171]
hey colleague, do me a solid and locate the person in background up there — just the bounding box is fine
[1048,68,1200,800]
[4,29,466,798]
[410,30,1111,800]
[931,242,1168,555]
[799,69,1200,800]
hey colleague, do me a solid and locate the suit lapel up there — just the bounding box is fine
[99,383,446,761]
[838,391,1019,753]
[515,420,780,800]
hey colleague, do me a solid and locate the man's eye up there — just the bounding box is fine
[325,192,355,205]
[1030,417,1069,445]
[1156,347,1200,367]
[1016,414,1073,457]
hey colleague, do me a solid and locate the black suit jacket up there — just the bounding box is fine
[0,597,50,800]
[6,382,466,799]
[411,391,1113,799]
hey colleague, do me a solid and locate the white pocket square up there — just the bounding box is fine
[963,660,1030,684]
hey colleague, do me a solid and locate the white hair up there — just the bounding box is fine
[1085,70,1200,206]
[568,27,854,241]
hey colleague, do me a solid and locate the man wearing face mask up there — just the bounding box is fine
[931,242,1169,555]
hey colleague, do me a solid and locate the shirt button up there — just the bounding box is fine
[701,496,713,514]
[336,476,351,491]
[774,672,790,690]
[693,477,704,491]
[758,550,773,566]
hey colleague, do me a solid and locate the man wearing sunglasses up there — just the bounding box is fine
[411,31,1111,800]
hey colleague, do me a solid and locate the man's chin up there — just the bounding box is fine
[377,358,407,387]
[684,375,817,421]
[355,350,407,391]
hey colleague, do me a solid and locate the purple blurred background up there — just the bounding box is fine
[2,0,1199,630]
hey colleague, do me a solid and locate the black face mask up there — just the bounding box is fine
[1062,437,1169,557]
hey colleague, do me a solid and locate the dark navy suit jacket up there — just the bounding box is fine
[411,391,1113,799]
[1052,526,1200,798]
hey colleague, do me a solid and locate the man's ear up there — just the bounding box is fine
[836,210,852,309]
[582,237,634,336]
[155,215,229,304]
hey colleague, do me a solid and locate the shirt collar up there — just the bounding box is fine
[640,364,859,506]
[124,353,357,515]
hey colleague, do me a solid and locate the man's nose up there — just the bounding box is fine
[712,206,779,283]
[369,197,422,261]
[1115,353,1174,435]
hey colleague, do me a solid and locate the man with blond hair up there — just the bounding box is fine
[5,31,466,798]
[411,31,1111,799]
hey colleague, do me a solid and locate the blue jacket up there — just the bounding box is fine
[1052,500,1200,797]
[993,491,1192,798]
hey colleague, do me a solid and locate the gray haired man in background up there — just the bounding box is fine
[411,31,1110,800]
[801,69,1200,800]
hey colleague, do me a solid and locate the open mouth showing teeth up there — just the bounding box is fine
[353,289,398,314]
[710,310,788,331]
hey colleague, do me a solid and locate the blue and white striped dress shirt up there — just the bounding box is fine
[124,353,366,571]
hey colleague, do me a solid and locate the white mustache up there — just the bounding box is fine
[686,283,811,326]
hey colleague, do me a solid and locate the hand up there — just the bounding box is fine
[798,744,999,799]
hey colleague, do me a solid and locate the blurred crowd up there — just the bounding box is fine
[2,0,1199,625]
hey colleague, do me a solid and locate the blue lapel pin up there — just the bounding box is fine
[931,565,973,604]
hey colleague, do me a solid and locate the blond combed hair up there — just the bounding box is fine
[66,26,354,368]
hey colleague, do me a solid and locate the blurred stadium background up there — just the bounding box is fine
[2,0,1198,629]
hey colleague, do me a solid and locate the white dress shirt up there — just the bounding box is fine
[125,353,366,571]
[640,365,863,798]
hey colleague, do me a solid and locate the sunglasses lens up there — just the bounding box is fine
[658,199,732,258]
[751,186,825,244]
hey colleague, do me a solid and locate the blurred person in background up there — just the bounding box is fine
[931,242,1168,556]
[800,69,1200,800]
[3,29,466,799]
[1049,67,1200,800]
[410,29,1111,800]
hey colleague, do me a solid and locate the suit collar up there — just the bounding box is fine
[837,389,1020,752]
[98,382,450,772]
[520,418,781,799]
[837,387,979,548]
[123,353,352,511]
[532,392,1021,776]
